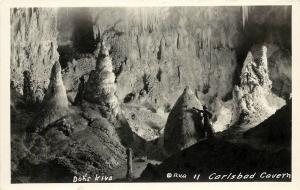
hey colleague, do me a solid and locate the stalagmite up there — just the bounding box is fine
[233,45,285,128]
[85,41,119,118]
[126,148,133,180]
[164,86,203,154]
[250,45,272,88]
[32,62,69,133]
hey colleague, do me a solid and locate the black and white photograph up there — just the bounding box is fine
[2,2,297,186]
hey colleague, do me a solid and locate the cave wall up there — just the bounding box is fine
[58,7,243,108]
[57,7,291,111]
[10,7,291,127]
[11,8,59,100]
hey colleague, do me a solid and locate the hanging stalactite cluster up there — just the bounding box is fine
[242,6,249,29]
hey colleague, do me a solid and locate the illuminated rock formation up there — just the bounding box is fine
[11,8,59,100]
[85,42,119,118]
[233,45,285,129]
[33,62,69,132]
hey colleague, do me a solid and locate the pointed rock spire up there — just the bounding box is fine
[33,61,69,132]
[233,45,285,128]
[164,86,203,154]
[239,45,271,90]
[85,41,119,118]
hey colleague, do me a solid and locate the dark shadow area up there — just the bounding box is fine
[57,8,97,68]
[71,9,96,54]
[139,138,291,182]
[186,109,205,139]
[244,99,291,146]
[57,45,76,69]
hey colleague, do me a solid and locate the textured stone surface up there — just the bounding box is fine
[59,7,240,108]
[11,8,59,101]
[268,46,291,99]
[84,42,119,118]
[164,87,203,154]
[10,7,291,183]
[33,62,69,132]
[233,45,285,129]
[244,99,291,145]
[57,7,291,134]
[12,113,127,183]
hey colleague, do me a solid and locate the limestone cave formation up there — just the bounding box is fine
[10,6,291,183]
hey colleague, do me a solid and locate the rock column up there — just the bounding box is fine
[33,62,69,132]
[85,42,119,118]
[233,45,285,127]
[126,148,133,180]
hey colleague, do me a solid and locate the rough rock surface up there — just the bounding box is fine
[268,47,291,99]
[84,42,119,118]
[10,7,292,183]
[122,104,167,141]
[163,87,203,154]
[243,99,291,146]
[12,112,127,183]
[32,62,69,133]
[58,7,240,117]
[11,8,59,100]
[62,57,96,102]
[57,7,291,133]
[212,98,234,132]
[233,45,285,129]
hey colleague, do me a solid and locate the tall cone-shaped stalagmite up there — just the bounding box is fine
[33,62,69,132]
[233,45,285,128]
[85,41,119,118]
[164,86,203,154]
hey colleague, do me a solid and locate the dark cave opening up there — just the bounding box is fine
[57,45,75,69]
[57,8,97,69]
[71,9,97,54]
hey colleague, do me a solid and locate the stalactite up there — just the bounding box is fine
[242,6,249,29]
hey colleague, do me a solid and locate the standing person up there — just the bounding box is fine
[192,106,204,138]
[193,105,214,138]
[201,105,214,138]
[74,75,85,105]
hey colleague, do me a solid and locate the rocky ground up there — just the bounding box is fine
[11,103,128,183]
